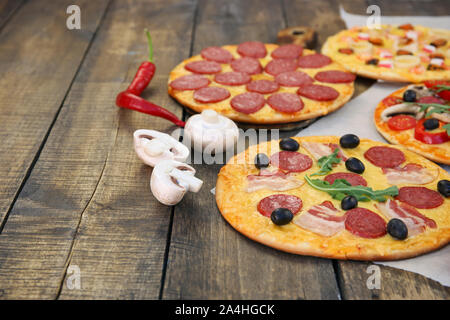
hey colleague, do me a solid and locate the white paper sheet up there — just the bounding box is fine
[294,7,450,287]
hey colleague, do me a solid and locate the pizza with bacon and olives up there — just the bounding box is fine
[322,24,450,83]
[215,135,450,260]
[168,42,355,124]
[374,81,450,165]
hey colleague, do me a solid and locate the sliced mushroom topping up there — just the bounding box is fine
[432,112,450,123]
[134,129,190,167]
[405,84,433,99]
[381,103,424,122]
[150,160,203,206]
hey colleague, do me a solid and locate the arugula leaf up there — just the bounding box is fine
[304,175,399,202]
[434,84,450,93]
[443,123,450,136]
[310,149,341,176]
[406,102,450,118]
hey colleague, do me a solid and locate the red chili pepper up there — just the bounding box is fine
[414,119,449,144]
[126,30,156,95]
[116,91,185,127]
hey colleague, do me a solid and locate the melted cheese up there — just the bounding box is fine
[169,45,354,124]
[216,136,450,260]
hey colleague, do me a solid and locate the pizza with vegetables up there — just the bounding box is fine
[215,135,450,260]
[168,42,355,124]
[374,81,450,165]
[322,24,450,83]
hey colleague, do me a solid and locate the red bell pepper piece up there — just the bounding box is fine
[424,80,450,101]
[414,119,449,144]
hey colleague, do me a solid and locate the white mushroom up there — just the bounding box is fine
[184,109,239,153]
[405,84,433,99]
[134,129,189,167]
[150,160,203,205]
[381,103,424,122]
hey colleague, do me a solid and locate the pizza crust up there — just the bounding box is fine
[168,45,355,124]
[374,86,450,165]
[215,136,450,260]
[322,25,450,83]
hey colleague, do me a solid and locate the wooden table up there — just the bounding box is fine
[0,0,448,300]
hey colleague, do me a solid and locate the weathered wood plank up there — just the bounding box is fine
[0,0,110,227]
[334,0,450,300]
[0,0,113,299]
[0,0,24,29]
[162,0,340,300]
[0,0,197,299]
[55,0,197,299]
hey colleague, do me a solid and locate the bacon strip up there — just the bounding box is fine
[375,199,436,237]
[302,142,347,161]
[294,201,346,237]
[246,168,304,192]
[382,164,438,185]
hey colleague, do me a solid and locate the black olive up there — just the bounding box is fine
[403,89,417,102]
[341,195,358,210]
[254,153,270,169]
[271,208,294,225]
[437,179,450,197]
[345,157,365,174]
[423,118,439,131]
[366,58,379,65]
[387,218,408,240]
[340,134,360,148]
[279,138,299,151]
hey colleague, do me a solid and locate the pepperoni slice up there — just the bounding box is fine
[230,92,265,114]
[169,75,210,91]
[297,84,339,101]
[267,92,304,113]
[297,53,332,68]
[417,96,444,104]
[201,46,233,63]
[324,172,368,186]
[257,194,302,217]
[345,208,387,238]
[265,59,298,76]
[214,72,251,86]
[237,41,267,58]
[271,44,303,59]
[246,80,279,94]
[275,71,314,87]
[231,57,262,75]
[364,146,405,168]
[185,60,222,74]
[270,151,312,172]
[193,87,230,103]
[396,186,444,209]
[314,70,356,83]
